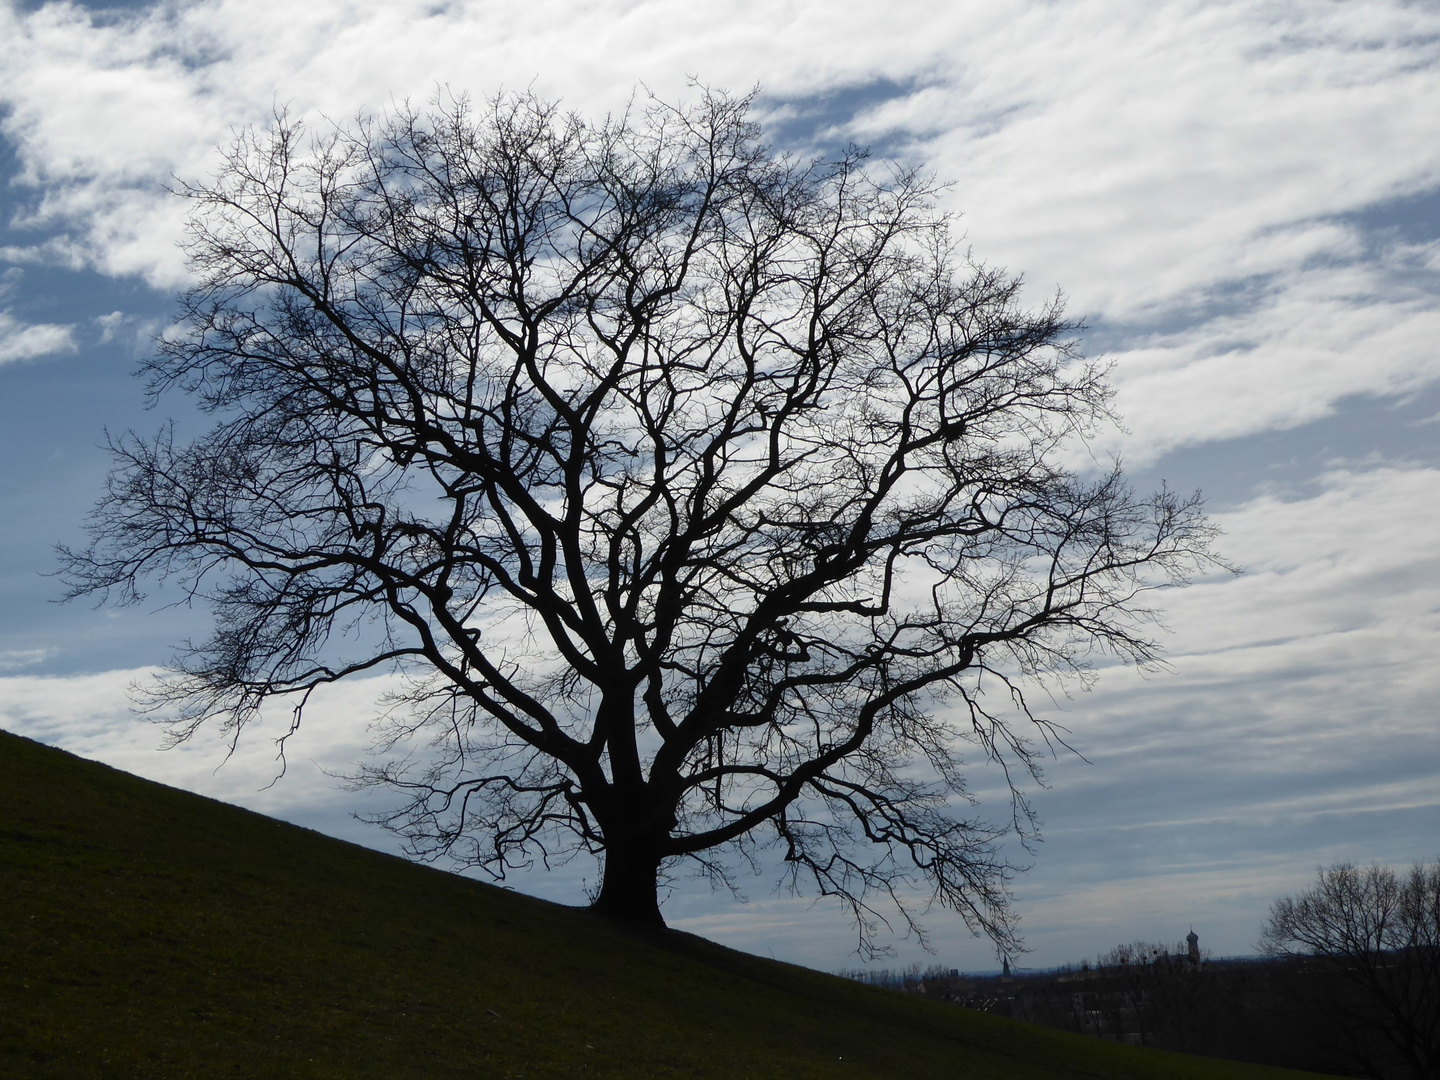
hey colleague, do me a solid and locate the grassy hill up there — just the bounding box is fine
[1,729,1322,1079]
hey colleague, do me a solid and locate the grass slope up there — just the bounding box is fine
[2,730,1320,1079]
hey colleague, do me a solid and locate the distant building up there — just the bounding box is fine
[1186,928,1200,965]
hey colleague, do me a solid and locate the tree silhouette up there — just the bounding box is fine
[64,88,1217,949]
[1262,862,1440,1079]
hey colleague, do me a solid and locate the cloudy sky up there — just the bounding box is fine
[2,0,1438,973]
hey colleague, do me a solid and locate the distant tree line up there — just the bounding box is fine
[836,963,960,993]
[849,948,1378,1074]
[841,860,1439,1080]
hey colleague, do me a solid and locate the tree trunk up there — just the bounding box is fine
[591,843,665,927]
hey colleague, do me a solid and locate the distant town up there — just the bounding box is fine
[843,928,1430,1078]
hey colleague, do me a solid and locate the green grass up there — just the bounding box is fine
[1,729,1322,1079]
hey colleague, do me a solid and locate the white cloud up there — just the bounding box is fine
[0,1,1432,458]
[0,307,76,363]
[1,1,1436,298]
[95,309,125,342]
[0,647,53,671]
[1107,278,1440,462]
[0,3,1436,378]
[0,237,89,270]
[908,3,1440,306]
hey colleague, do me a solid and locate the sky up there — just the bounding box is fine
[1,0,1438,974]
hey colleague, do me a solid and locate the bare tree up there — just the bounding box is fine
[1261,862,1440,1079]
[63,87,1217,951]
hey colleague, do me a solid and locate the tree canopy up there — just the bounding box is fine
[65,88,1218,952]
[1262,862,1440,1078]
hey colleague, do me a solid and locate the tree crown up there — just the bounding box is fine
[65,88,1219,953]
